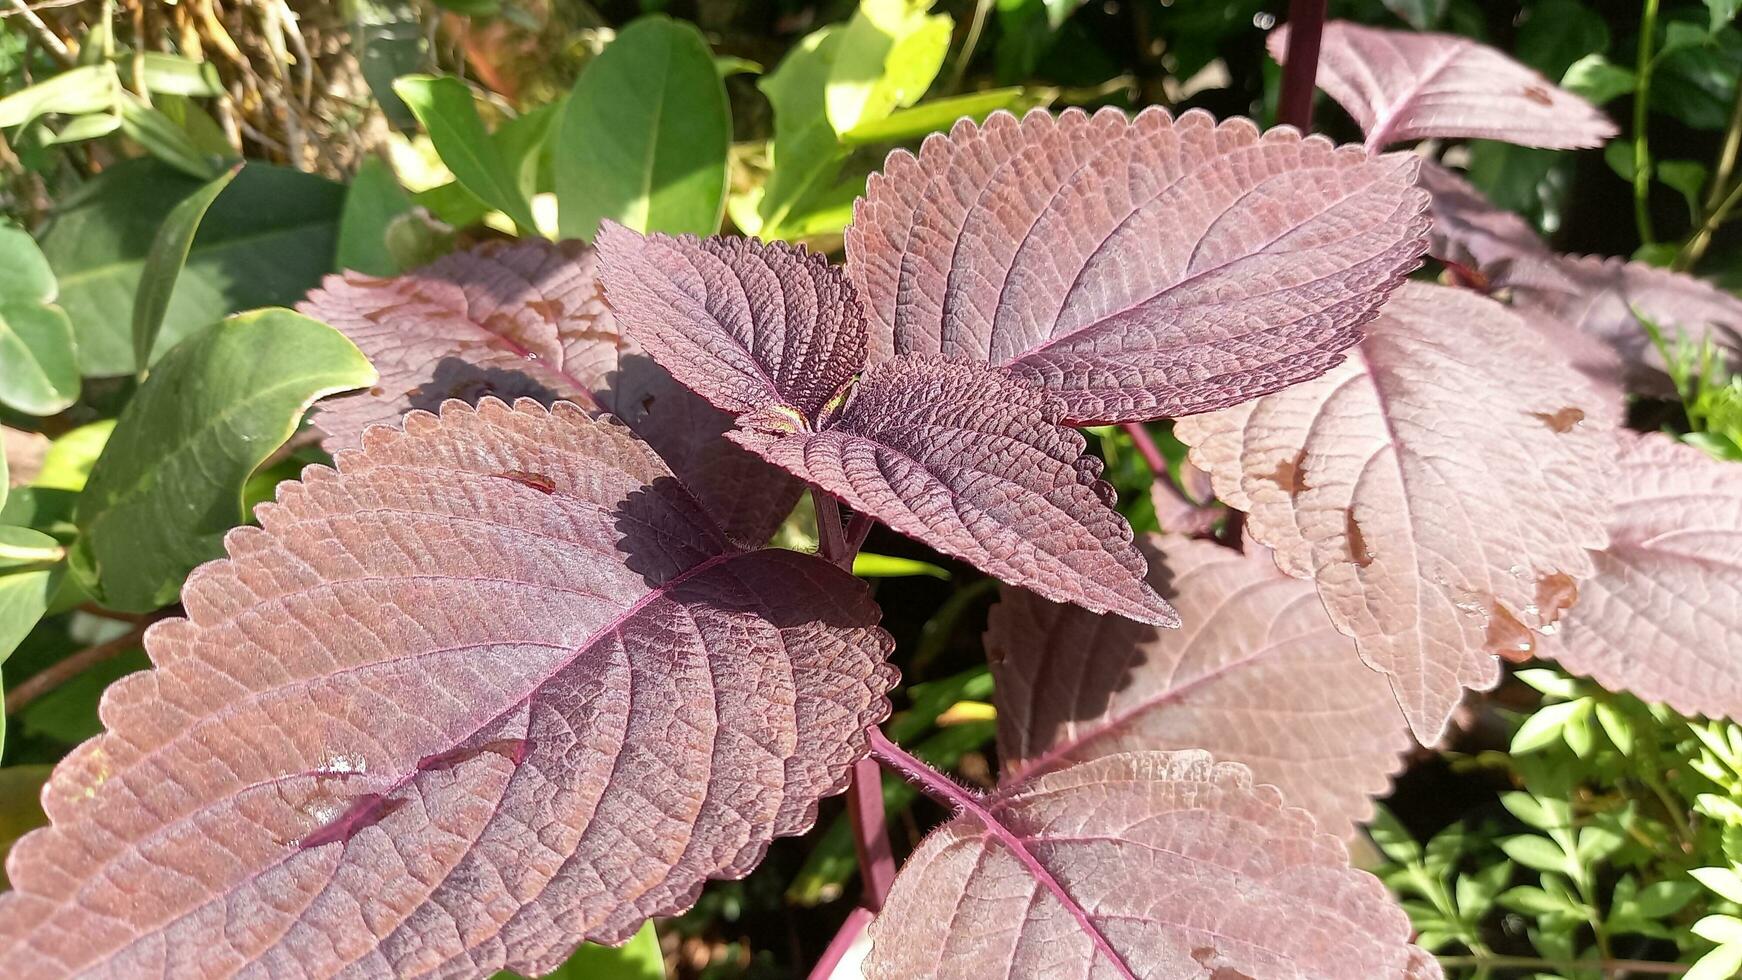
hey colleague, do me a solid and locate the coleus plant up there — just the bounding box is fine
[1,20,1739,977]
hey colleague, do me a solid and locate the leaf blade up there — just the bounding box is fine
[131,163,241,372]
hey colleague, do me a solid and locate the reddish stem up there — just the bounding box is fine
[812,489,852,570]
[846,756,895,910]
[1277,0,1328,131]
[844,512,875,556]
[807,904,874,980]
[1121,421,1167,477]
[865,728,1140,979]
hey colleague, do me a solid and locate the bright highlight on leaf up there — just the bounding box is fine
[0,399,896,978]
[1271,21,1618,151]
[987,535,1410,835]
[1178,283,1616,743]
[864,751,1442,979]
[1546,432,1742,720]
[846,107,1430,423]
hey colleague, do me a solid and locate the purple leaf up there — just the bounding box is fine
[863,751,1442,979]
[1546,431,1742,720]
[595,223,865,423]
[987,534,1410,836]
[1271,22,1617,151]
[845,107,1430,424]
[299,238,801,545]
[0,399,896,978]
[1417,161,1548,272]
[1496,253,1742,395]
[733,355,1176,625]
[1176,283,1616,743]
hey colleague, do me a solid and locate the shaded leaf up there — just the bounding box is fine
[986,534,1410,836]
[336,157,416,277]
[1177,283,1615,742]
[554,16,731,240]
[1496,253,1742,393]
[846,107,1429,424]
[0,399,895,977]
[1545,432,1742,721]
[1271,21,1617,150]
[299,239,803,546]
[0,527,61,664]
[71,310,376,612]
[0,227,78,416]
[596,224,864,420]
[733,356,1175,625]
[1417,161,1548,271]
[131,163,240,371]
[0,767,50,890]
[115,96,221,180]
[394,75,538,236]
[864,751,1440,978]
[38,159,344,377]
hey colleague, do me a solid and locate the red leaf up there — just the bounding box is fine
[987,534,1410,835]
[846,107,1429,424]
[1272,21,1617,150]
[1177,283,1616,743]
[1417,160,1548,272]
[0,400,895,978]
[734,356,1176,625]
[300,239,801,545]
[1547,431,1742,719]
[864,751,1441,979]
[595,223,865,423]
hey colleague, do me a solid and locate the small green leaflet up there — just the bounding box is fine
[71,309,377,612]
[395,75,540,236]
[133,163,241,372]
[554,16,730,240]
[0,526,63,669]
[0,227,79,417]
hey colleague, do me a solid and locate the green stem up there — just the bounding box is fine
[1634,0,1661,245]
[1678,174,1742,270]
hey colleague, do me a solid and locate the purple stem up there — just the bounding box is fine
[812,489,852,570]
[865,728,1140,980]
[1277,0,1328,131]
[847,756,895,910]
[807,904,874,980]
[844,512,875,556]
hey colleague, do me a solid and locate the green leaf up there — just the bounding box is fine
[0,527,62,665]
[0,227,78,417]
[554,16,729,240]
[1560,54,1637,104]
[1576,823,1625,863]
[138,53,224,98]
[1512,699,1589,754]
[1688,942,1742,980]
[45,113,121,145]
[132,163,241,372]
[1515,0,1609,77]
[1381,0,1447,30]
[0,64,119,130]
[1501,791,1562,831]
[1631,878,1700,917]
[499,921,665,979]
[1664,20,1716,58]
[1694,866,1742,903]
[33,421,114,493]
[38,159,345,377]
[116,96,221,179]
[751,27,848,239]
[1605,138,1640,182]
[851,553,950,579]
[1656,24,1742,130]
[825,0,952,135]
[394,75,538,236]
[1367,805,1423,864]
[1499,834,1572,875]
[70,310,376,612]
[840,87,1031,145]
[336,157,416,276]
[1498,884,1580,917]
[1593,699,1635,754]
[1711,0,1742,33]
[1660,159,1711,219]
[0,766,50,889]
[1516,667,1580,699]
[1695,914,1742,944]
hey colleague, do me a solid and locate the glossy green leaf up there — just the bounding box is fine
[825,0,951,135]
[1688,942,1742,980]
[555,16,729,239]
[394,75,538,235]
[499,922,665,979]
[851,553,950,579]
[1695,914,1742,944]
[0,227,78,417]
[1512,699,1589,754]
[0,527,62,666]
[116,96,221,179]
[70,310,375,612]
[132,163,241,372]
[138,53,224,98]
[1694,866,1742,903]
[840,87,1031,145]
[1561,54,1637,104]
[0,64,118,130]
[1499,835,1572,875]
[336,157,416,276]
[38,159,344,377]
[494,101,560,204]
